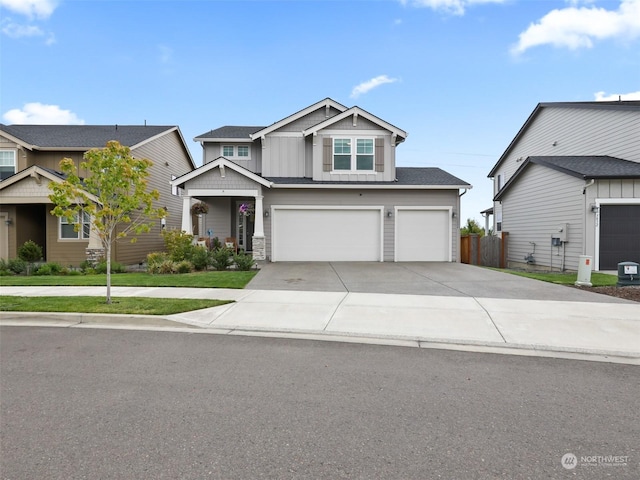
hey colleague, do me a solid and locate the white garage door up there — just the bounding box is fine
[395,208,451,261]
[272,207,383,261]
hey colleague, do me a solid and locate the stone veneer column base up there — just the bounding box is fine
[85,248,105,266]
[252,236,265,261]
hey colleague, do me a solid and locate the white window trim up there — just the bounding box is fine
[331,136,375,173]
[59,211,91,241]
[222,145,235,157]
[0,149,17,180]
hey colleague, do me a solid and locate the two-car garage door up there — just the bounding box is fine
[272,207,383,261]
[271,206,452,262]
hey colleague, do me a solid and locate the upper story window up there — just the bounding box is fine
[222,145,251,159]
[0,150,16,180]
[333,138,374,172]
[60,211,91,240]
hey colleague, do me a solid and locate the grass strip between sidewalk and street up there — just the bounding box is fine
[0,296,232,316]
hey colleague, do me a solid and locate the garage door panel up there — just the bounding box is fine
[396,209,450,262]
[273,208,382,261]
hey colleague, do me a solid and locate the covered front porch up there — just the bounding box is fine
[172,157,272,260]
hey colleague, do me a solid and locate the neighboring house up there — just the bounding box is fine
[0,125,195,265]
[487,100,640,271]
[173,98,471,262]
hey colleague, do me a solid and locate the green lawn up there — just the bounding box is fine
[499,270,617,287]
[0,270,258,289]
[0,296,231,315]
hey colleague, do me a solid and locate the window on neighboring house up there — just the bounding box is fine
[333,138,375,171]
[223,146,234,156]
[497,173,504,191]
[60,211,91,240]
[237,146,249,157]
[0,150,16,180]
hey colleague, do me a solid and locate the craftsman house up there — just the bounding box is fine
[0,125,195,265]
[488,101,640,271]
[173,98,471,262]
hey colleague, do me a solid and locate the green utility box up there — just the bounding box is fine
[617,261,640,287]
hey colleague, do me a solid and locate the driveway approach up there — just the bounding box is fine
[247,262,628,303]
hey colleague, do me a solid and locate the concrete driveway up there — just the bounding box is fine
[247,262,628,303]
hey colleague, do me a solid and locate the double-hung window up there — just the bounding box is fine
[60,211,91,240]
[237,146,249,157]
[223,146,234,157]
[333,138,375,172]
[0,150,16,180]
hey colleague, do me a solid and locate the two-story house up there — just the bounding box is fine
[487,100,640,271]
[172,98,471,262]
[0,125,195,265]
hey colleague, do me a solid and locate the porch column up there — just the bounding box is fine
[85,220,105,266]
[254,195,264,236]
[252,194,266,261]
[181,195,192,233]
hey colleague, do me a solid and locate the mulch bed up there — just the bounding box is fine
[575,285,640,302]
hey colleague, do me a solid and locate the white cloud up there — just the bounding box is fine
[1,20,43,38]
[3,103,85,125]
[594,90,640,100]
[400,0,505,16]
[0,0,58,19]
[511,0,640,55]
[351,75,399,99]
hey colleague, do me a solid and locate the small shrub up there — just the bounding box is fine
[162,229,194,262]
[34,262,63,276]
[210,237,222,250]
[0,258,11,275]
[146,252,169,272]
[190,246,210,271]
[18,240,43,263]
[233,252,255,271]
[175,260,193,274]
[66,269,82,276]
[211,248,233,271]
[157,259,177,274]
[94,261,126,274]
[79,259,94,273]
[8,257,27,274]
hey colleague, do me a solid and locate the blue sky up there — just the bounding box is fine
[2,0,639,225]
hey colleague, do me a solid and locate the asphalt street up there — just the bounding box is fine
[1,326,638,479]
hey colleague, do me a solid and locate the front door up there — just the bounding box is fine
[236,201,255,252]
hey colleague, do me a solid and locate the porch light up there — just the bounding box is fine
[264,210,269,217]
[591,204,599,213]
[4,219,12,226]
[387,210,392,217]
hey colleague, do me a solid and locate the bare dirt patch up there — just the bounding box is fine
[579,285,640,302]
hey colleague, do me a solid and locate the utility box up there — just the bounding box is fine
[575,256,593,287]
[551,224,568,246]
[617,261,640,287]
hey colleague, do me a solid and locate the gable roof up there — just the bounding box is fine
[0,124,182,151]
[488,100,640,177]
[171,156,273,189]
[266,167,470,189]
[249,98,348,140]
[0,165,101,203]
[302,106,407,143]
[494,155,640,201]
[194,126,265,142]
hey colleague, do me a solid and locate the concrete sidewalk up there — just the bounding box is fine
[1,285,639,364]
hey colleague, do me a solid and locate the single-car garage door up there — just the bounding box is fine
[395,208,451,262]
[599,204,640,270]
[272,207,383,261]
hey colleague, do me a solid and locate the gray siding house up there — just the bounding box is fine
[0,125,195,265]
[174,98,471,262]
[488,101,640,271]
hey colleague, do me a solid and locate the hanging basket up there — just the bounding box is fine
[190,202,209,215]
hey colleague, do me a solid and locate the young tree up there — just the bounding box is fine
[460,218,485,237]
[49,141,164,303]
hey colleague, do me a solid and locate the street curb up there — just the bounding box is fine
[2,312,638,365]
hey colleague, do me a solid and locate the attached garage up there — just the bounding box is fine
[599,204,640,270]
[271,206,383,261]
[395,208,452,262]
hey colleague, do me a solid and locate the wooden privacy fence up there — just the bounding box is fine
[461,233,509,268]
